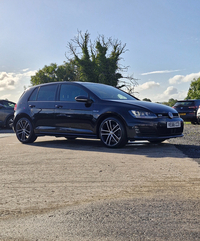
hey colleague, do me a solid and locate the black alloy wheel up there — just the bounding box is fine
[15,118,37,143]
[99,117,127,148]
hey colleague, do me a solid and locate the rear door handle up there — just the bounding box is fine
[29,105,35,108]
[55,105,63,108]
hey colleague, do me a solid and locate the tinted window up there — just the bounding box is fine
[37,85,57,101]
[59,84,88,101]
[1,101,15,108]
[174,101,195,107]
[29,88,38,101]
[82,83,136,100]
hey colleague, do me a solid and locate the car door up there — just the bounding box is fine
[54,83,95,136]
[0,102,7,125]
[28,84,58,133]
[0,100,14,126]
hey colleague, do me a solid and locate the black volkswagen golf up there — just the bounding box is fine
[13,82,183,148]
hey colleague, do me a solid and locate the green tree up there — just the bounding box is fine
[30,62,78,86]
[162,98,177,107]
[67,30,137,88]
[168,98,177,107]
[186,77,200,99]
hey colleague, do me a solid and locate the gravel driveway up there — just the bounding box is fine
[168,123,200,165]
[0,124,199,240]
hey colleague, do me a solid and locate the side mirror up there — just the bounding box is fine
[0,104,4,109]
[75,96,93,104]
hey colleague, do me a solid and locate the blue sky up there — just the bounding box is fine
[1,0,200,103]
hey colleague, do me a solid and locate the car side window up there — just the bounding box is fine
[36,85,57,101]
[1,101,14,108]
[59,84,88,101]
[29,88,39,101]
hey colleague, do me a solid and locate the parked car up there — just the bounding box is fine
[0,99,15,129]
[172,99,200,124]
[13,82,183,148]
[197,107,200,123]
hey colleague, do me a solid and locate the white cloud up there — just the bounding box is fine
[141,69,180,76]
[163,86,178,96]
[0,69,36,102]
[135,81,160,92]
[0,70,36,92]
[22,68,29,72]
[169,72,200,84]
[1,93,12,100]
[0,72,19,91]
[152,86,182,102]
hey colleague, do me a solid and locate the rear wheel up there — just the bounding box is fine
[15,118,37,143]
[99,117,127,148]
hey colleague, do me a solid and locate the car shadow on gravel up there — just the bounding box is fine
[25,137,192,160]
[173,144,200,165]
[2,127,199,162]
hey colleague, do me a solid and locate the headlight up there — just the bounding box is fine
[130,110,157,119]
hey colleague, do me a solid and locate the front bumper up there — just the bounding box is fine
[126,119,184,141]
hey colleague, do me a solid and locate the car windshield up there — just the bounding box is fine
[83,83,137,100]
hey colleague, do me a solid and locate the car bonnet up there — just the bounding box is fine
[110,100,178,114]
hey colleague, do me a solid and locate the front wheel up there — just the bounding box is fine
[15,118,37,144]
[99,117,127,148]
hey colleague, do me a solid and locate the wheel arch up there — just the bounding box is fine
[13,113,34,131]
[96,112,127,139]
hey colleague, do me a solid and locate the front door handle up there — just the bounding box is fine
[55,105,63,108]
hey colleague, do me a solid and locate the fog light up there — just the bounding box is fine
[135,126,140,134]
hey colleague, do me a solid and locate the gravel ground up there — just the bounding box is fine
[0,125,200,240]
[168,123,200,165]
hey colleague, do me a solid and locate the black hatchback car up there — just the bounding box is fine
[0,99,15,129]
[172,99,200,124]
[13,82,183,148]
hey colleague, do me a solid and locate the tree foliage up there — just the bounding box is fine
[30,62,78,86]
[30,31,138,93]
[162,98,177,107]
[186,77,200,99]
[67,30,137,88]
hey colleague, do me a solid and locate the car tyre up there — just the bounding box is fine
[99,117,127,148]
[15,117,37,144]
[6,115,14,129]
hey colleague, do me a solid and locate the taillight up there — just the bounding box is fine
[14,104,17,111]
[188,106,196,109]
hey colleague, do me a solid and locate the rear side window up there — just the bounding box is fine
[29,88,38,101]
[0,101,15,108]
[29,85,57,101]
